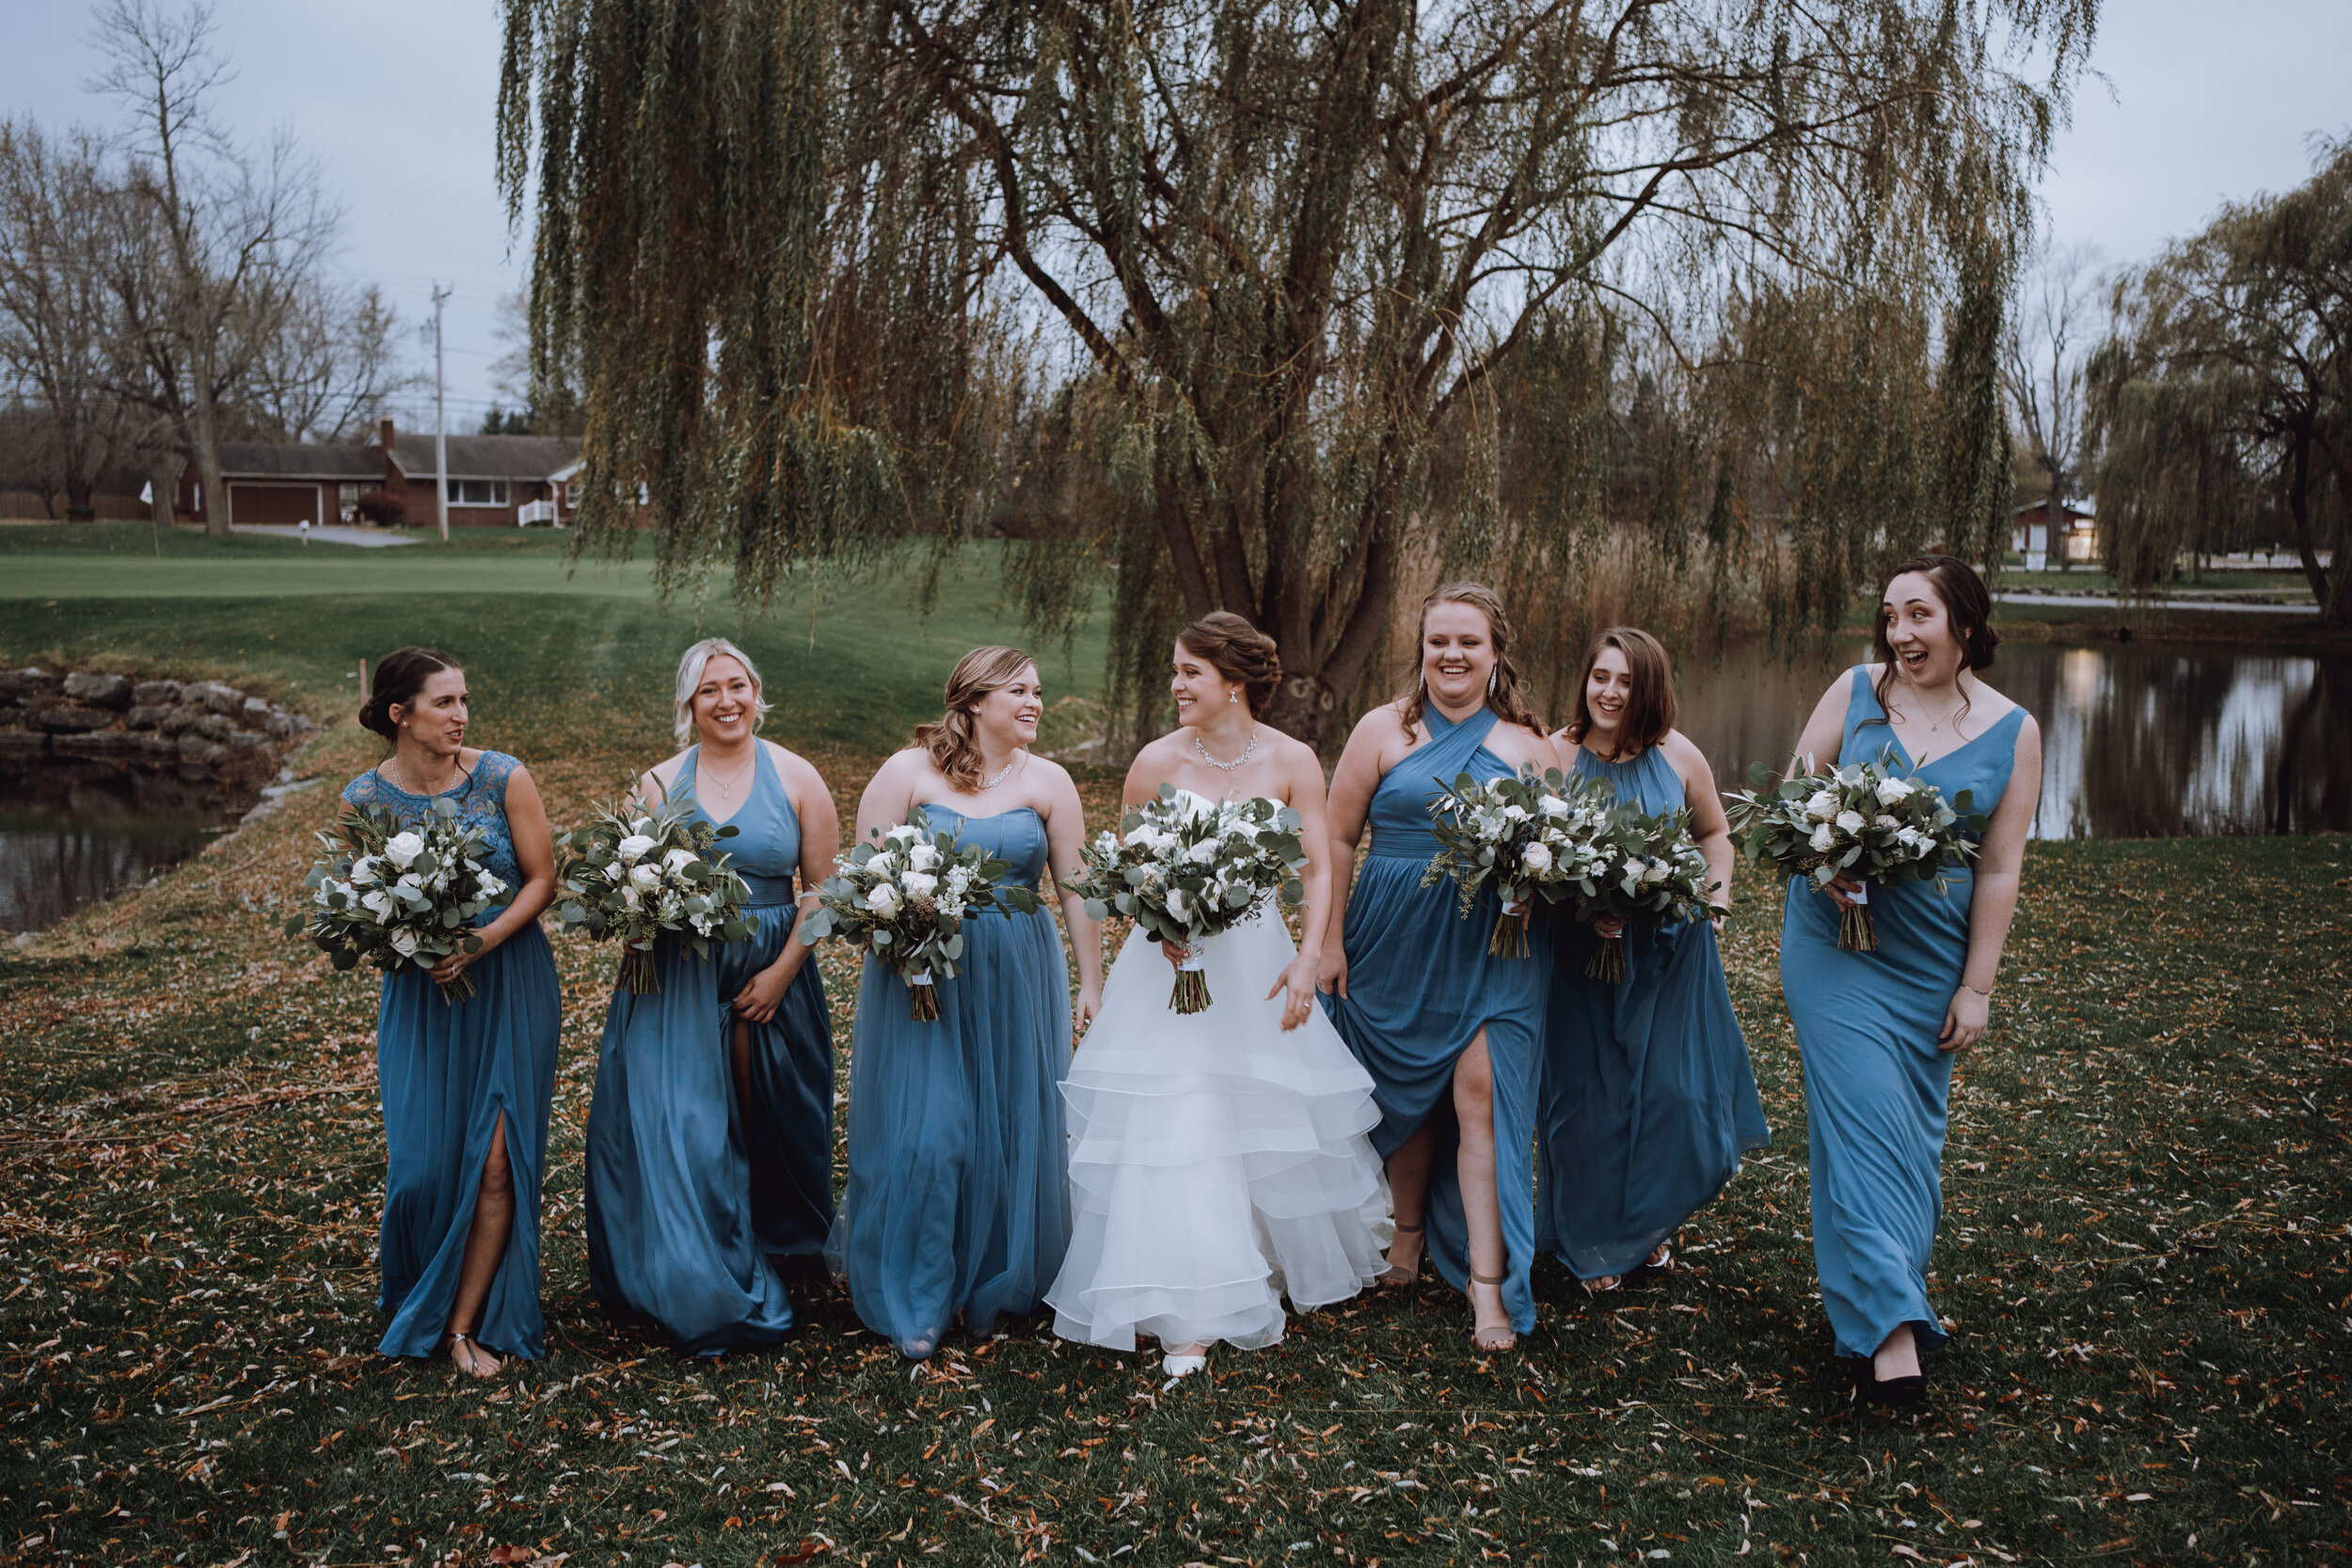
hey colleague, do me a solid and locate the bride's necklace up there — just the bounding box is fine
[978,751,1021,790]
[1195,725,1259,772]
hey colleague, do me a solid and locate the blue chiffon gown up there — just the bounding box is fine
[828,803,1073,1357]
[1321,705,1548,1335]
[1537,743,1768,1280]
[584,745,823,1353]
[1781,668,2026,1359]
[345,752,560,1362]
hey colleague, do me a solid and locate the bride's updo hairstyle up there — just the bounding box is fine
[359,646,459,742]
[1177,611,1281,717]
[912,644,1038,792]
[673,636,772,745]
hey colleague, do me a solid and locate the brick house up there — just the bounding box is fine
[176,420,582,529]
[2012,498,2098,570]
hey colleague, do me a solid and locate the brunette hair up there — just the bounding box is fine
[1864,553,2001,729]
[1395,580,1546,738]
[1563,626,1677,757]
[1176,611,1282,717]
[359,647,459,741]
[911,645,1039,790]
[673,637,771,746]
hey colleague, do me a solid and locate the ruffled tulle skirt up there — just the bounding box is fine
[1048,911,1388,1353]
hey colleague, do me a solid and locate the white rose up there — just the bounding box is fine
[323,879,353,904]
[1875,777,1915,804]
[1502,803,1530,823]
[1803,790,1839,822]
[866,882,901,918]
[1642,861,1668,884]
[884,825,921,847]
[1122,823,1158,848]
[1835,810,1867,833]
[395,871,422,892]
[389,927,421,958]
[619,885,641,910]
[1808,823,1836,853]
[901,870,938,896]
[1538,794,1567,817]
[867,848,898,875]
[602,860,627,884]
[662,847,698,875]
[908,842,942,872]
[1183,839,1219,865]
[1165,886,1189,920]
[1895,825,1923,847]
[616,833,658,865]
[1522,841,1554,873]
[348,855,378,885]
[1874,814,1899,830]
[384,831,425,869]
[629,864,662,892]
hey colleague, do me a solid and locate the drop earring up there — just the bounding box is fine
[1486,670,1498,696]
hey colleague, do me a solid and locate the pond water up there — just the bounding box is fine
[1675,640,2351,838]
[0,766,233,934]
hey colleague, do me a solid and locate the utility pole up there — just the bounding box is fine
[433,282,453,542]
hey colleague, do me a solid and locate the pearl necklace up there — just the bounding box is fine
[979,752,1021,790]
[1195,726,1259,772]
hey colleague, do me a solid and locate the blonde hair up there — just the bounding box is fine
[912,645,1038,791]
[1396,580,1547,738]
[674,637,771,746]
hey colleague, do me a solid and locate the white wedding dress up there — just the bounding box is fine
[1047,793,1390,1354]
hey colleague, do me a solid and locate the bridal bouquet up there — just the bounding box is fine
[1422,765,1615,958]
[1555,806,1721,983]
[553,795,755,994]
[799,818,1044,1021]
[1724,750,1982,951]
[1067,785,1309,1013]
[286,798,509,1004]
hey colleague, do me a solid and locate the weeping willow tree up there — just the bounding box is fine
[498,0,2093,744]
[2090,136,2352,626]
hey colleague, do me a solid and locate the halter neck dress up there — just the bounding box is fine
[1780,668,2026,1359]
[827,801,1073,1357]
[1538,741,1768,1280]
[582,744,814,1352]
[343,752,561,1362]
[1320,705,1548,1335]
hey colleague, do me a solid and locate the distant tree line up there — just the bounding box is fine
[0,0,406,529]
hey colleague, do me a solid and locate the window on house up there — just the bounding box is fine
[446,478,510,506]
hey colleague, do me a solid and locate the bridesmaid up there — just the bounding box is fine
[1539,627,1768,1292]
[345,647,561,1376]
[828,646,1104,1358]
[1321,582,1556,1352]
[1780,555,2041,1406]
[583,638,836,1352]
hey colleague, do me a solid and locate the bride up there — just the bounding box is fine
[1046,612,1388,1379]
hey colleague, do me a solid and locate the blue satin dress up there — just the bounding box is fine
[828,804,1073,1357]
[1538,743,1769,1280]
[1781,668,2026,1359]
[345,752,560,1362]
[582,745,816,1353]
[1321,705,1548,1334]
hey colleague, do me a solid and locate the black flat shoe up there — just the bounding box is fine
[1862,1370,1926,1409]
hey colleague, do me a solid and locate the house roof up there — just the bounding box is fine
[2013,498,2094,521]
[215,442,381,481]
[387,434,580,480]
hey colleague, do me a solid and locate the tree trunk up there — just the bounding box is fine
[2049,472,2069,573]
[187,397,230,537]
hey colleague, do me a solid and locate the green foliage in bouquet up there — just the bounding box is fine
[1422,765,1608,959]
[1557,805,1721,984]
[1066,784,1308,1013]
[285,798,508,1004]
[799,817,1045,1022]
[554,793,755,994]
[1724,748,1984,951]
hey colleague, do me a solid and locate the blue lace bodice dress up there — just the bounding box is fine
[343,752,561,1361]
[1537,742,1768,1280]
[1319,705,1549,1335]
[1780,668,2026,1358]
[827,802,1073,1357]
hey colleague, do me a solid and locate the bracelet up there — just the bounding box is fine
[1960,982,1994,998]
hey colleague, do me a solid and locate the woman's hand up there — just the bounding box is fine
[426,941,487,987]
[1266,953,1322,1033]
[1073,982,1103,1037]
[1160,939,1193,972]
[732,961,793,1024]
[1939,987,1990,1053]
[1709,904,1729,934]
[1314,945,1348,1001]
[1824,868,1866,910]
[1589,914,1627,941]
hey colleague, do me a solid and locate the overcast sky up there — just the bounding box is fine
[2,0,2346,429]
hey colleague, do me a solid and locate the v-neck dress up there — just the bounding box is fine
[1779,667,2026,1359]
[1319,705,1548,1335]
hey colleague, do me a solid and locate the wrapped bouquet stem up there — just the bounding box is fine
[287,797,509,1005]
[1068,784,1308,1014]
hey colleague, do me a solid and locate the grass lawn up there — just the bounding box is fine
[2,538,2347,1566]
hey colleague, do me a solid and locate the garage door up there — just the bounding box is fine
[229,483,323,526]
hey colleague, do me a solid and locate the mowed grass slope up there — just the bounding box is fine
[1,534,2347,1565]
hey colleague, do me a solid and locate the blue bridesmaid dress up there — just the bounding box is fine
[1537,743,1768,1280]
[582,744,817,1353]
[828,803,1073,1357]
[345,752,561,1362]
[1321,705,1548,1335]
[1780,668,2025,1359]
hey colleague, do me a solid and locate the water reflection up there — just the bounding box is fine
[1674,641,2352,839]
[0,766,230,932]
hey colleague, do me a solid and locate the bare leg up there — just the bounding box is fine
[1379,1120,1437,1284]
[1873,1323,1921,1381]
[443,1113,513,1377]
[1453,1033,1513,1351]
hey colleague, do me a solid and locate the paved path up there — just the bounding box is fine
[1995,590,2316,616]
[229,524,418,547]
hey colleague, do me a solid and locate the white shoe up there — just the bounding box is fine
[1162,1350,1209,1381]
